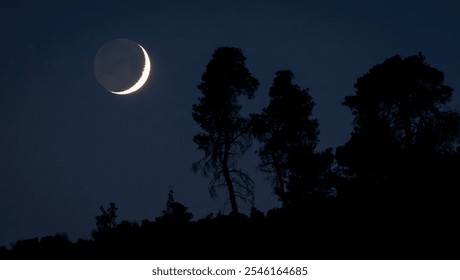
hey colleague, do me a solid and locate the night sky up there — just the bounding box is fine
[1,0,459,246]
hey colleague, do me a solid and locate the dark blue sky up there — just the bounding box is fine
[1,0,459,246]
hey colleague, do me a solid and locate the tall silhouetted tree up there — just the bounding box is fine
[192,47,259,214]
[252,70,334,206]
[336,53,460,201]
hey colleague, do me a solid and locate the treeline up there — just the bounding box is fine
[1,191,458,259]
[192,48,459,213]
[1,48,460,259]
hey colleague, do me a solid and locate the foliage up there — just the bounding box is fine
[252,70,334,206]
[192,47,259,213]
[336,53,460,213]
[95,202,118,234]
[155,188,193,224]
[337,53,459,183]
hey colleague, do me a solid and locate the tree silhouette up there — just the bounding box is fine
[155,188,193,224]
[192,47,259,213]
[336,53,460,204]
[94,202,118,235]
[252,70,334,206]
[10,238,40,259]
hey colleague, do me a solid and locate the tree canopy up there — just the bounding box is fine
[336,53,460,206]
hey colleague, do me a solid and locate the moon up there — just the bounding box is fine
[94,39,151,95]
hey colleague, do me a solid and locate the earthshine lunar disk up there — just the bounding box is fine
[94,39,151,95]
[111,45,150,95]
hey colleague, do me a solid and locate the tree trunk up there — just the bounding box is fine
[271,151,285,195]
[223,139,238,214]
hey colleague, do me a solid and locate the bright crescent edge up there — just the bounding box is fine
[110,44,151,95]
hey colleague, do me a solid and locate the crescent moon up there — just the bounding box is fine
[110,44,151,95]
